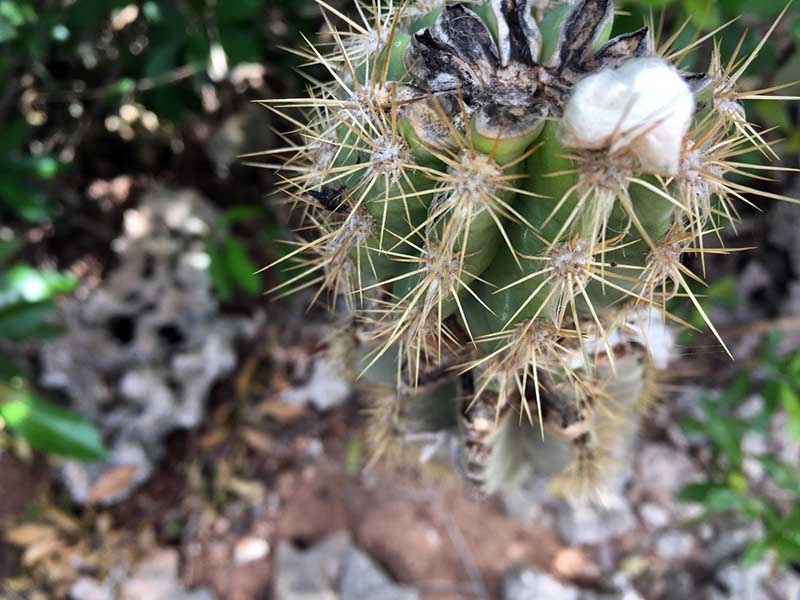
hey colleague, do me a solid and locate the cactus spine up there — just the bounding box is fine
[262,0,798,497]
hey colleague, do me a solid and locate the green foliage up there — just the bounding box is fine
[677,332,800,567]
[0,0,309,238]
[0,384,107,460]
[0,119,60,223]
[0,239,107,460]
[0,0,311,302]
[0,259,77,341]
[206,206,268,302]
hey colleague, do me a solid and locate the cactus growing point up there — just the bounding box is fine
[259,0,799,497]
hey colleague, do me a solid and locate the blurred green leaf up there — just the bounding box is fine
[0,178,53,222]
[0,300,57,340]
[742,539,769,566]
[678,415,707,435]
[0,353,23,380]
[778,383,800,441]
[215,0,265,23]
[0,237,21,264]
[707,276,739,309]
[720,373,751,405]
[142,1,162,23]
[772,536,800,563]
[114,78,137,95]
[757,456,800,493]
[144,41,179,78]
[2,264,77,304]
[51,23,69,42]
[706,412,743,465]
[705,487,748,513]
[222,236,260,295]
[681,0,721,30]
[220,26,261,65]
[0,386,107,461]
[676,482,728,503]
[223,205,267,224]
[788,352,800,380]
[0,119,29,153]
[207,240,233,302]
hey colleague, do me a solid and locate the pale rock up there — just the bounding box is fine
[654,530,696,560]
[40,188,259,503]
[233,536,270,565]
[504,567,581,600]
[557,496,638,546]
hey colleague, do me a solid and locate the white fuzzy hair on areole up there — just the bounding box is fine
[559,57,695,175]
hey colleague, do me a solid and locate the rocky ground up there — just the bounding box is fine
[2,292,800,599]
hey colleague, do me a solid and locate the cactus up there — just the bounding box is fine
[262,0,798,498]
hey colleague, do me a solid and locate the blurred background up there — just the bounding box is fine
[0,1,799,599]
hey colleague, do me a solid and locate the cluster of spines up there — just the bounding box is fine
[255,0,799,497]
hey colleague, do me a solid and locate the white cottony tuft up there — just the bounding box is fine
[559,57,694,175]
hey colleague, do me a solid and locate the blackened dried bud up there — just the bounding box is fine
[405,1,546,140]
[308,185,348,211]
[494,0,542,66]
[539,0,653,111]
[473,98,548,146]
[682,72,713,96]
[549,0,614,72]
[405,0,654,125]
[406,6,498,100]
[592,27,651,69]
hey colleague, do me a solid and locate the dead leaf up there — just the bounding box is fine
[270,370,292,393]
[552,546,601,579]
[199,428,227,449]
[209,400,236,424]
[42,508,81,533]
[256,398,304,422]
[87,465,138,504]
[22,536,63,567]
[5,524,57,547]
[224,477,265,502]
[236,356,259,401]
[239,427,274,453]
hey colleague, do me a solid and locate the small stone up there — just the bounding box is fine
[281,356,351,411]
[715,560,773,600]
[338,547,419,600]
[121,548,217,600]
[639,502,670,530]
[631,443,703,519]
[654,530,695,560]
[655,571,697,600]
[273,532,350,600]
[557,498,637,546]
[552,547,601,580]
[501,477,554,524]
[70,577,114,600]
[233,536,270,565]
[504,567,581,600]
[705,523,762,565]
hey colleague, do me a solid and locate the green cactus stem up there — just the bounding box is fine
[260,0,799,498]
